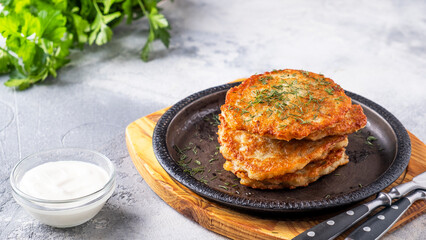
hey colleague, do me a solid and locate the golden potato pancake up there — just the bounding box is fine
[304,104,367,140]
[218,114,348,180]
[221,69,353,141]
[232,149,349,189]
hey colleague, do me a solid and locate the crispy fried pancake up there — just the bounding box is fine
[219,115,348,180]
[221,69,353,141]
[232,149,349,189]
[305,104,367,140]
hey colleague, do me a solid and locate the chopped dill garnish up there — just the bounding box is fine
[288,112,302,117]
[218,185,229,190]
[295,117,311,125]
[212,114,220,125]
[174,145,207,176]
[209,158,219,163]
[290,102,304,114]
[335,96,344,102]
[173,145,190,155]
[259,76,273,84]
[199,176,208,184]
[186,166,204,176]
[367,136,377,141]
[241,109,249,115]
[366,135,377,146]
[179,154,188,161]
[204,114,220,126]
[325,88,334,95]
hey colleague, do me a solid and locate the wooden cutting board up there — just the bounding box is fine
[126,97,425,240]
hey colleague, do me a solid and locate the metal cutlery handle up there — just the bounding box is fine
[293,204,371,240]
[293,194,391,240]
[388,180,419,199]
[293,172,426,240]
[345,190,426,240]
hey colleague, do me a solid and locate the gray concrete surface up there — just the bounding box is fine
[0,0,425,239]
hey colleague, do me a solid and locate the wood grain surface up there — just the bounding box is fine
[126,107,425,240]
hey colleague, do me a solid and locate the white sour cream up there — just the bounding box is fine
[19,161,109,200]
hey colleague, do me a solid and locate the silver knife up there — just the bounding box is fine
[292,171,426,240]
[345,189,426,240]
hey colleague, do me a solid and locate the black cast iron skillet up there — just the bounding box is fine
[152,82,411,213]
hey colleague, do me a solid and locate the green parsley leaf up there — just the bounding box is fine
[71,13,91,46]
[140,6,170,61]
[0,0,171,89]
[0,49,12,74]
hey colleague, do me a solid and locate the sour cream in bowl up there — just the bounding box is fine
[10,148,116,228]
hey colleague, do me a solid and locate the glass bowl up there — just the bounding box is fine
[10,148,116,228]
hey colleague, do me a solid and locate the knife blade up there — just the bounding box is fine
[345,189,426,240]
[292,171,426,240]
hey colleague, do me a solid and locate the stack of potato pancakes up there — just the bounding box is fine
[218,69,367,189]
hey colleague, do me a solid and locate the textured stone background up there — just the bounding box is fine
[0,0,425,239]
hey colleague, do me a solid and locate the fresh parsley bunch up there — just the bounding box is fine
[0,0,170,90]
